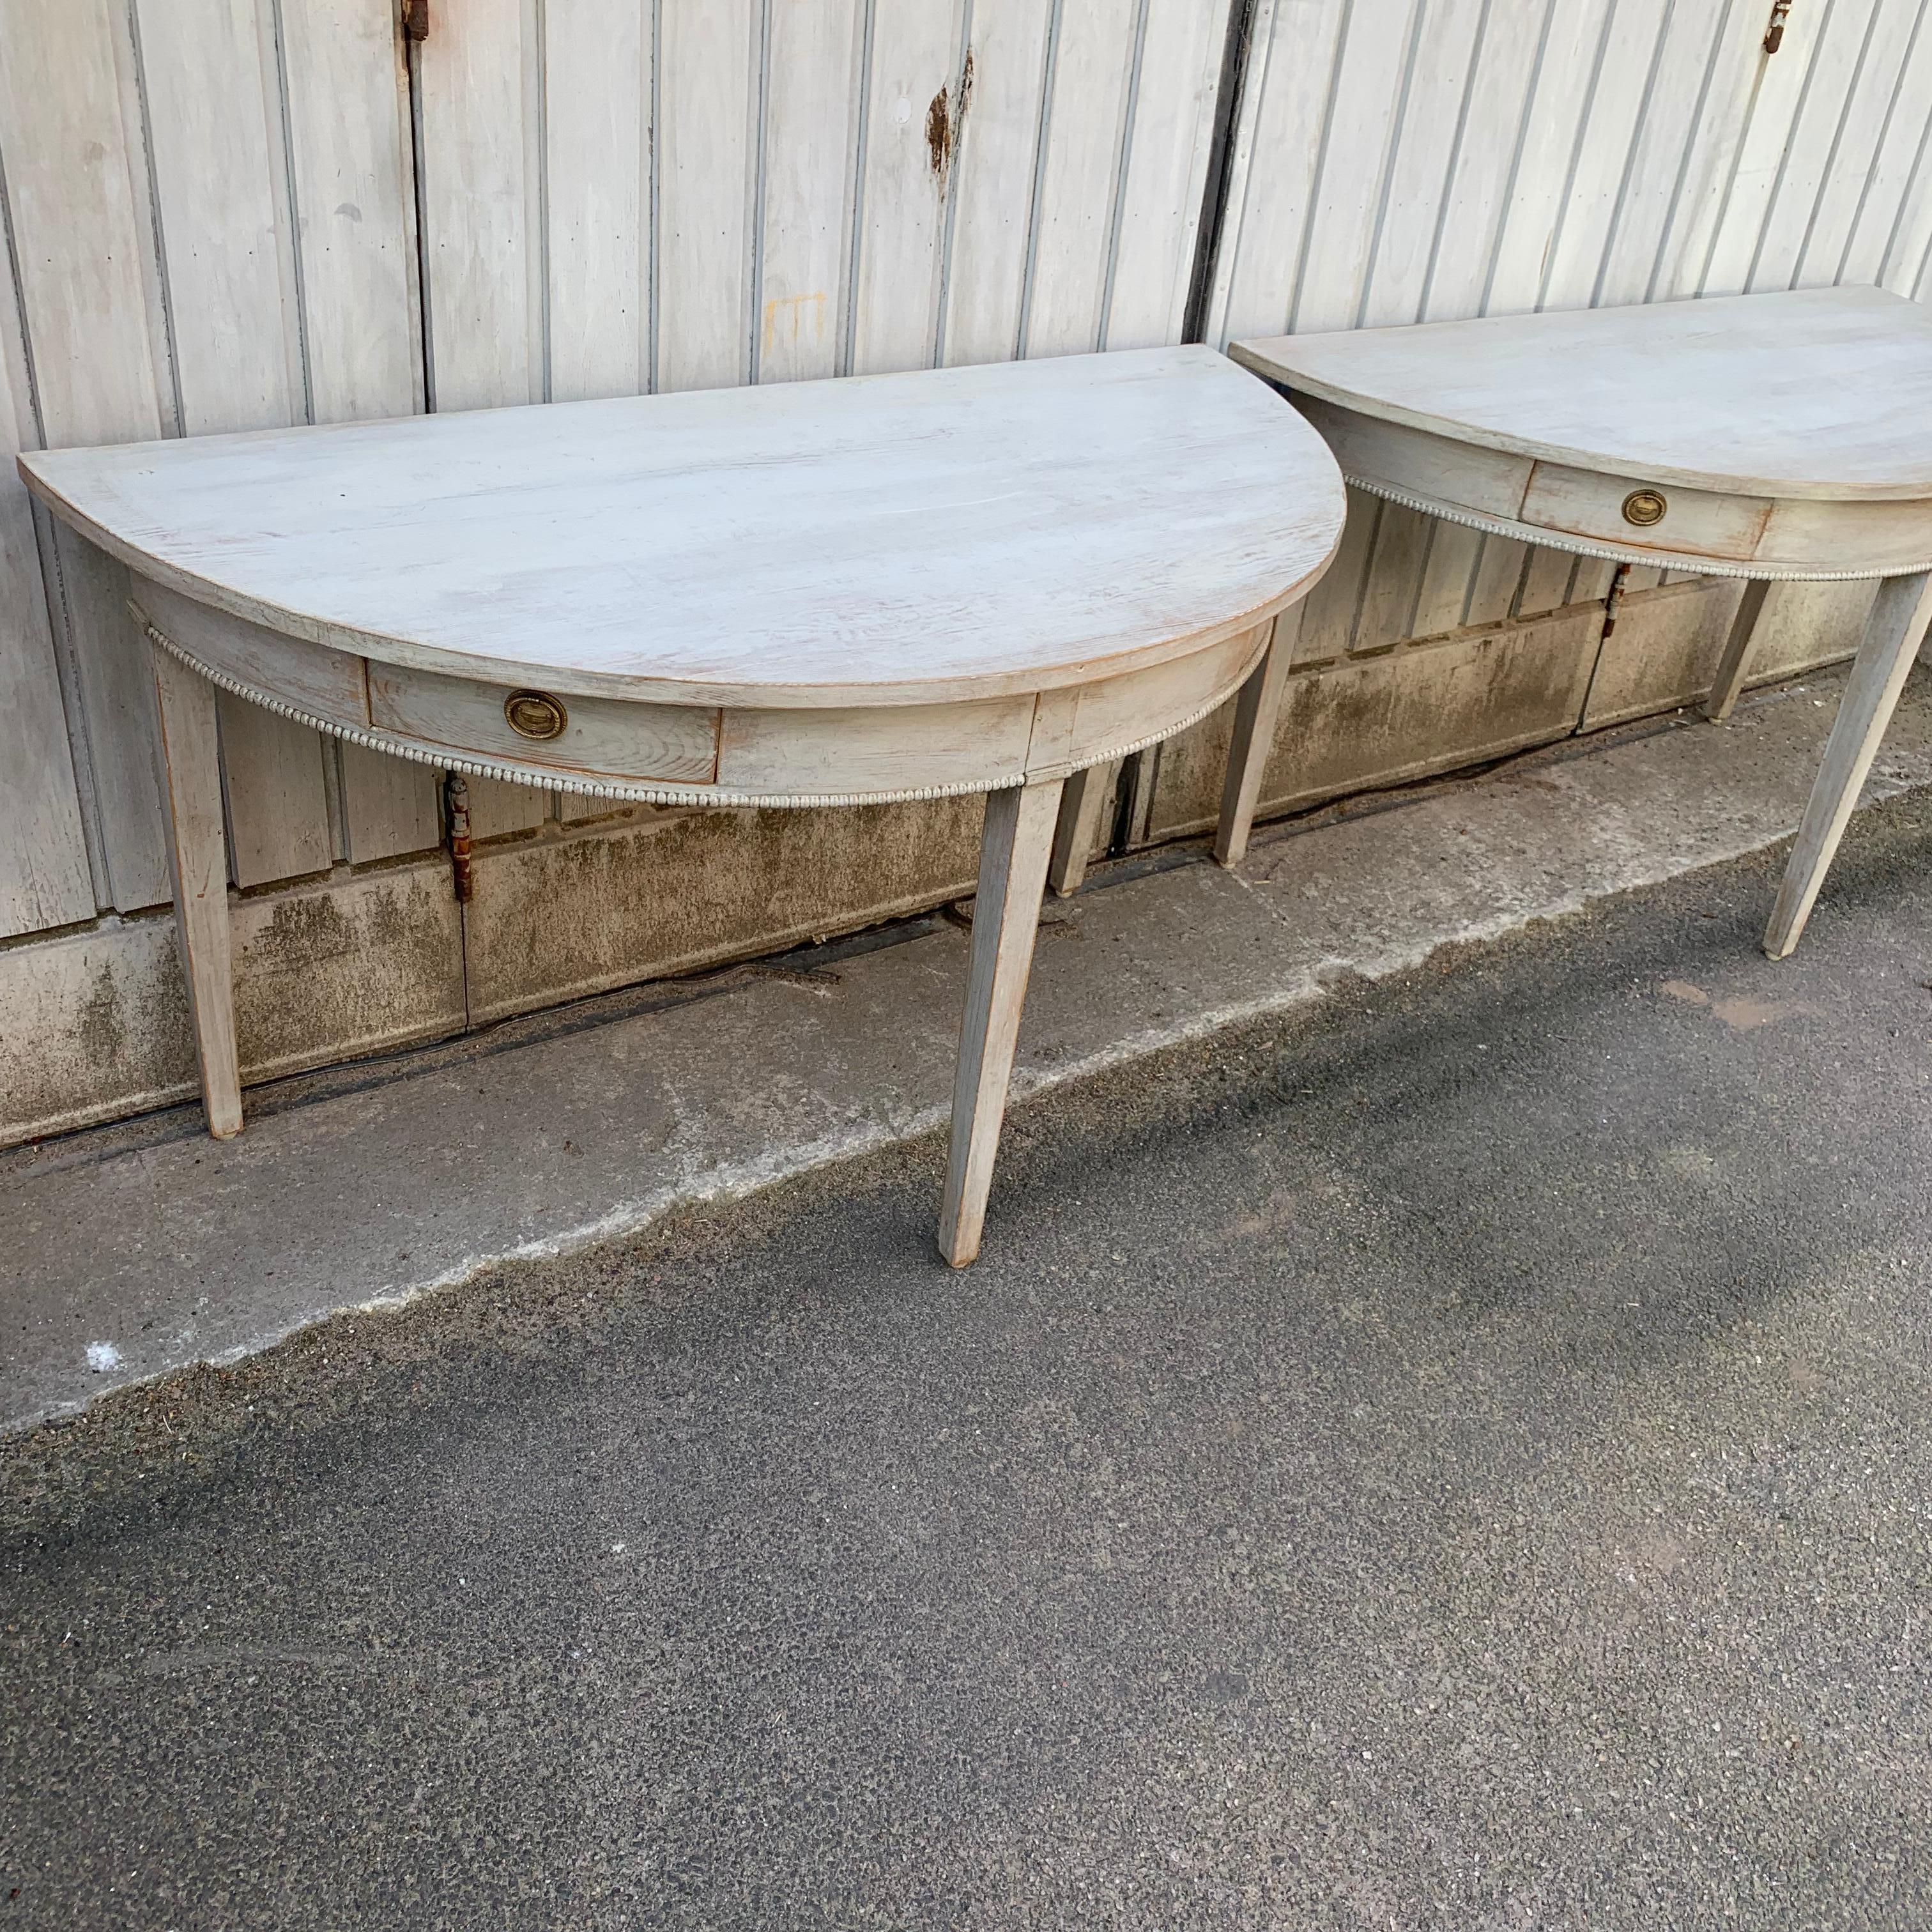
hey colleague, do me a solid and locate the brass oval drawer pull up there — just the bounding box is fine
[1621,487,1667,528]
[503,689,568,740]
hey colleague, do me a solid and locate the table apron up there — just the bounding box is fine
[130,578,1277,809]
[1294,399,1932,582]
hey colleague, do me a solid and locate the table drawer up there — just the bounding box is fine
[1519,461,1772,560]
[367,664,719,785]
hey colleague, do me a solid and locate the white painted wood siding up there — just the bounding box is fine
[410,0,1229,404]
[0,0,428,925]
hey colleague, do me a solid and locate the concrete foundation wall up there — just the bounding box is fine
[1135,574,1881,852]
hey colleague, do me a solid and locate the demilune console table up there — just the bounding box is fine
[21,348,1344,1266]
[1219,286,1932,959]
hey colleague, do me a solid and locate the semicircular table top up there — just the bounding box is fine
[18,344,1344,710]
[1230,285,1932,503]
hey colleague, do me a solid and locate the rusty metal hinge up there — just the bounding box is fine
[1600,562,1632,643]
[1765,0,1792,53]
[400,0,428,42]
[443,774,473,902]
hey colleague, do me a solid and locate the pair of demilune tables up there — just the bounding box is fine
[24,286,1932,1265]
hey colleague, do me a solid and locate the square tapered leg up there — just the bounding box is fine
[1763,569,1932,959]
[1046,762,1110,897]
[938,778,1064,1266]
[1702,577,1772,723]
[1214,607,1299,868]
[149,640,243,1137]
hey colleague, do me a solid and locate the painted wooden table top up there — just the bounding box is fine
[1232,286,1932,502]
[19,346,1343,711]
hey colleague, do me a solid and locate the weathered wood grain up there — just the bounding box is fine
[414,0,540,411]
[1519,463,1772,562]
[1295,397,1531,522]
[1356,0,1488,328]
[716,694,1034,799]
[1591,0,1734,308]
[24,349,1344,710]
[1791,0,1924,288]
[279,0,423,424]
[1482,0,1615,316]
[1204,0,1350,342]
[367,664,721,785]
[1288,0,1423,335]
[1642,4,1770,303]
[1238,288,1932,502]
[1851,8,1932,294]
[1748,0,1887,295]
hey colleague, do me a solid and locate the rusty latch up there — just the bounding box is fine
[1764,0,1792,52]
[400,0,428,42]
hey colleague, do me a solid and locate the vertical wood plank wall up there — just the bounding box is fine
[0,0,1927,1144]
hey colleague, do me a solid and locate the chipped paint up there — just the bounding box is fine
[926,49,974,181]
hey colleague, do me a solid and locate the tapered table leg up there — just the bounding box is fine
[1214,608,1299,868]
[1046,762,1109,897]
[1763,568,1932,960]
[938,777,1065,1267]
[149,641,243,1137]
[1702,577,1772,723]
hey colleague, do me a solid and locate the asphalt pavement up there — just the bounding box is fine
[7,790,1932,1929]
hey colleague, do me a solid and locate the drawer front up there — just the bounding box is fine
[368,664,719,784]
[717,693,1035,797]
[1519,461,1771,560]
